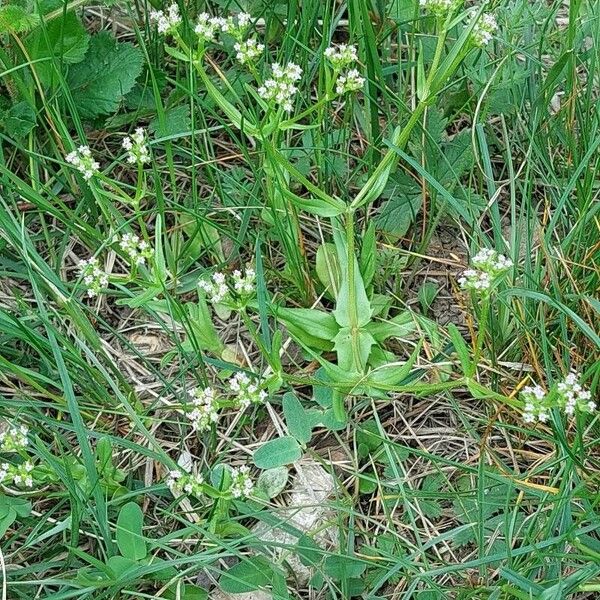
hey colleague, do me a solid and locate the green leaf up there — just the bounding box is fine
[28,12,89,63]
[375,193,422,238]
[107,555,137,578]
[418,281,439,315]
[219,556,274,593]
[256,467,289,499]
[359,221,376,288]
[116,502,146,561]
[253,436,302,469]
[0,508,16,537]
[333,327,375,372]
[366,312,416,343]
[2,102,36,139]
[149,105,191,139]
[282,392,313,444]
[315,243,342,298]
[275,306,338,351]
[324,555,366,580]
[284,190,345,217]
[0,5,40,34]
[333,265,372,329]
[165,584,208,600]
[67,32,143,118]
[356,420,383,454]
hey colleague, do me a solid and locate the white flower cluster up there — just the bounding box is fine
[324,43,358,69]
[470,12,497,47]
[66,146,99,181]
[198,267,255,304]
[166,469,205,498]
[119,233,152,266]
[228,372,267,408]
[419,0,458,16]
[150,3,181,35]
[219,12,252,36]
[458,248,512,292]
[232,268,255,295]
[336,69,365,94]
[557,372,595,416]
[521,372,595,424]
[234,38,265,65]
[229,464,254,498]
[186,386,219,432]
[258,62,303,112]
[78,257,109,297]
[522,385,549,424]
[194,12,219,41]
[324,44,364,95]
[0,461,34,488]
[198,271,229,304]
[122,128,150,165]
[194,11,252,44]
[0,424,28,452]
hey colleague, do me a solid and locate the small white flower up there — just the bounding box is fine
[324,43,358,69]
[186,386,219,432]
[0,424,28,452]
[166,468,204,498]
[557,372,595,416]
[229,465,254,499]
[458,268,492,291]
[228,372,267,408]
[9,461,35,488]
[520,384,549,424]
[258,63,303,112]
[234,38,264,64]
[66,145,100,181]
[122,127,150,165]
[459,248,512,293]
[119,233,153,266]
[199,267,255,304]
[419,0,458,17]
[232,268,255,295]
[195,12,219,41]
[469,12,497,47]
[77,257,109,297]
[199,271,230,304]
[219,12,252,37]
[471,248,513,275]
[336,68,365,94]
[150,3,181,35]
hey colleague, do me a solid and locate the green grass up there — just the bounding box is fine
[0,0,599,599]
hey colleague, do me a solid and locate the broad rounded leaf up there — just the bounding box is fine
[253,436,302,469]
[256,466,289,499]
[116,502,146,561]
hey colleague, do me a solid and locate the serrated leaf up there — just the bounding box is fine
[27,12,88,63]
[2,101,36,138]
[149,105,191,139]
[375,193,422,238]
[253,436,302,469]
[0,5,40,34]
[67,32,143,118]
